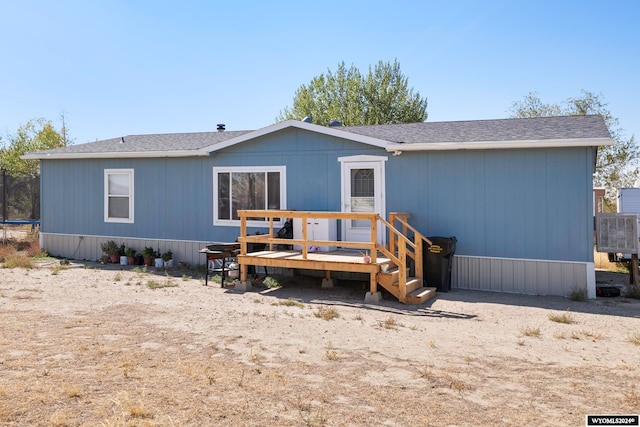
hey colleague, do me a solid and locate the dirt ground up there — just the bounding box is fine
[0,260,639,426]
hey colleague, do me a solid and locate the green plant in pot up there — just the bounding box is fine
[101,240,120,263]
[125,247,137,265]
[161,250,173,268]
[141,246,155,266]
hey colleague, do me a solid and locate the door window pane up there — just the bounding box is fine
[351,169,375,228]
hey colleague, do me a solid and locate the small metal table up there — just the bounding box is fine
[199,242,240,287]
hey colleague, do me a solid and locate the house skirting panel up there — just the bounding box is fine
[41,233,212,267]
[451,255,596,299]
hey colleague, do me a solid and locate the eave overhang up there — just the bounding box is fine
[385,137,613,153]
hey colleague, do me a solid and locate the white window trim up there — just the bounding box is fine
[213,166,287,227]
[104,169,134,223]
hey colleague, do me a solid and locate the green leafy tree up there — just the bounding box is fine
[277,60,427,126]
[1,118,68,219]
[511,91,638,211]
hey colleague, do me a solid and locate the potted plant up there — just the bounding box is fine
[154,248,163,268]
[101,240,120,263]
[142,246,155,266]
[125,247,137,265]
[161,250,173,268]
[117,244,127,265]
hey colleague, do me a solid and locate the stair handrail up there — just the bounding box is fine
[384,213,427,282]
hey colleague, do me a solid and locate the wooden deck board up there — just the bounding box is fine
[238,249,390,274]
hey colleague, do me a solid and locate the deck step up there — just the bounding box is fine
[405,277,422,294]
[376,266,410,287]
[405,287,437,305]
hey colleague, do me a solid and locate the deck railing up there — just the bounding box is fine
[237,210,426,301]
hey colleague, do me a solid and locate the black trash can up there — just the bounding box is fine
[423,237,457,292]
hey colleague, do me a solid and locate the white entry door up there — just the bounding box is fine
[339,156,387,244]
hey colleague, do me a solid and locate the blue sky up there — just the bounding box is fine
[1,0,638,145]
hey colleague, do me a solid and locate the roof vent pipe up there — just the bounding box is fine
[217,124,225,132]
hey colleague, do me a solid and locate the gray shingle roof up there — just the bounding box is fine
[38,130,251,155]
[341,115,611,143]
[27,115,610,159]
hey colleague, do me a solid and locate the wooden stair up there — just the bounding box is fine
[377,266,436,305]
[406,286,437,304]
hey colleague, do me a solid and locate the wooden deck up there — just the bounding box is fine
[236,210,437,305]
[239,249,390,274]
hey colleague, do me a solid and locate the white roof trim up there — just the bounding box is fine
[201,119,390,152]
[22,149,210,160]
[385,137,613,152]
[338,154,388,163]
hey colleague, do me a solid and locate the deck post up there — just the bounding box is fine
[302,215,308,259]
[239,215,248,283]
[370,216,377,263]
[321,270,333,288]
[388,213,396,252]
[415,237,423,280]
[364,272,381,303]
[398,241,407,303]
[268,217,274,250]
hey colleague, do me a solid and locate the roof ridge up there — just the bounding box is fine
[343,114,604,129]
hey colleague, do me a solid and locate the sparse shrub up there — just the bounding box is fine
[0,244,17,262]
[147,280,178,290]
[324,349,339,360]
[314,305,339,321]
[132,266,147,274]
[548,311,576,324]
[519,326,541,338]
[273,299,304,308]
[4,253,34,269]
[378,316,402,330]
[569,287,587,301]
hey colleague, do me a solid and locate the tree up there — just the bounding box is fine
[0,118,67,219]
[277,60,428,126]
[510,91,638,211]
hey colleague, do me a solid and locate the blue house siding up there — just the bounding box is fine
[40,128,593,264]
[385,147,593,262]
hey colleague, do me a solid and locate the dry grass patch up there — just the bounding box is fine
[3,253,34,269]
[626,332,640,346]
[417,365,469,392]
[569,287,587,301]
[548,311,576,324]
[324,349,339,361]
[571,330,604,340]
[519,326,541,338]
[314,305,339,321]
[146,279,178,290]
[0,244,17,262]
[273,298,305,308]
[378,315,403,330]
